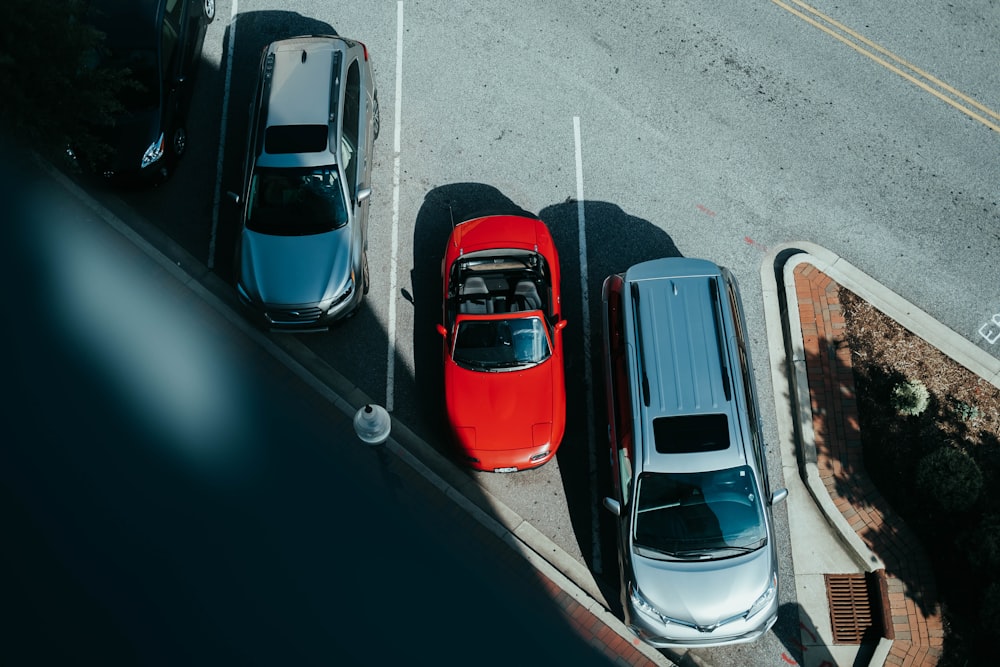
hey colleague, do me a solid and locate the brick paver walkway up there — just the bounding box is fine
[794,264,944,667]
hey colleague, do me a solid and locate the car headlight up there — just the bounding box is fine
[746,572,778,619]
[236,281,253,305]
[141,133,165,168]
[630,584,669,625]
[325,273,355,313]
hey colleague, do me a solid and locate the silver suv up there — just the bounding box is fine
[601,258,787,648]
[233,35,379,330]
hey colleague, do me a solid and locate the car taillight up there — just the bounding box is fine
[360,41,369,61]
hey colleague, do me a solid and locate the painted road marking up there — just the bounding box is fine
[574,116,601,574]
[979,313,1000,345]
[385,1,404,412]
[771,0,1000,133]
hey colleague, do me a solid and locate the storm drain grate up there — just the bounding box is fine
[825,573,882,643]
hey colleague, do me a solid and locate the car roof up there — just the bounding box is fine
[623,258,750,475]
[266,38,340,128]
[256,37,346,169]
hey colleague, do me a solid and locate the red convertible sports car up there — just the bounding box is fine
[436,214,567,472]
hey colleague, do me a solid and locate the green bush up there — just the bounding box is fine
[915,446,983,512]
[950,398,980,423]
[891,380,930,416]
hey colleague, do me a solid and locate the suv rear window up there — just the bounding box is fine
[653,414,729,454]
[265,125,328,154]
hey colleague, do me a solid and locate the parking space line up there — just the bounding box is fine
[208,0,238,269]
[574,116,601,574]
[385,1,404,412]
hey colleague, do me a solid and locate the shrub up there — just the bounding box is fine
[915,446,983,512]
[891,380,930,416]
[950,398,980,423]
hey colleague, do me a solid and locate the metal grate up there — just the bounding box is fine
[825,573,881,643]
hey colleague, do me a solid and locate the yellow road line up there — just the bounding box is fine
[771,0,1000,132]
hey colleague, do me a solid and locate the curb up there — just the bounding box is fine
[762,241,998,667]
[762,242,1000,571]
[781,253,885,574]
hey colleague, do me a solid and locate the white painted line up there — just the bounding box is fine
[208,0,238,269]
[385,1,404,412]
[574,116,601,574]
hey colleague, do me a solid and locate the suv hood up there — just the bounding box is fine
[240,227,353,306]
[632,544,772,627]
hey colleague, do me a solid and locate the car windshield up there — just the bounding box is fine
[633,466,767,559]
[453,316,551,370]
[247,167,348,235]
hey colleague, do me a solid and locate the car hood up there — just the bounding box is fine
[240,227,353,306]
[445,360,559,451]
[632,544,773,627]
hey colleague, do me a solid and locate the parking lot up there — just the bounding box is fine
[87,1,1000,664]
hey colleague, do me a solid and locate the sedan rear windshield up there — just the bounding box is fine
[633,466,766,559]
[247,167,348,235]
[453,316,551,371]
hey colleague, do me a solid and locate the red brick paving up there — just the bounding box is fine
[794,264,943,666]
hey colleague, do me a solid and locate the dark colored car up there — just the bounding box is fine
[71,0,214,183]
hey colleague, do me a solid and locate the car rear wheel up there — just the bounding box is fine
[204,0,215,21]
[372,90,380,141]
[362,253,370,295]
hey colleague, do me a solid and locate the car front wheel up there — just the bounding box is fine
[203,0,215,21]
[372,90,380,141]
[172,126,187,158]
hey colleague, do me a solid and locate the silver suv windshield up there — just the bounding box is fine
[453,316,551,371]
[247,167,348,235]
[633,466,767,559]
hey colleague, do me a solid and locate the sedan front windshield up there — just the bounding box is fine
[453,316,551,370]
[633,466,767,558]
[247,167,348,235]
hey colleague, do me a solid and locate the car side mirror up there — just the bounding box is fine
[357,187,372,203]
[603,497,621,516]
[555,319,567,331]
[227,191,241,205]
[771,488,788,505]
[435,324,447,337]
